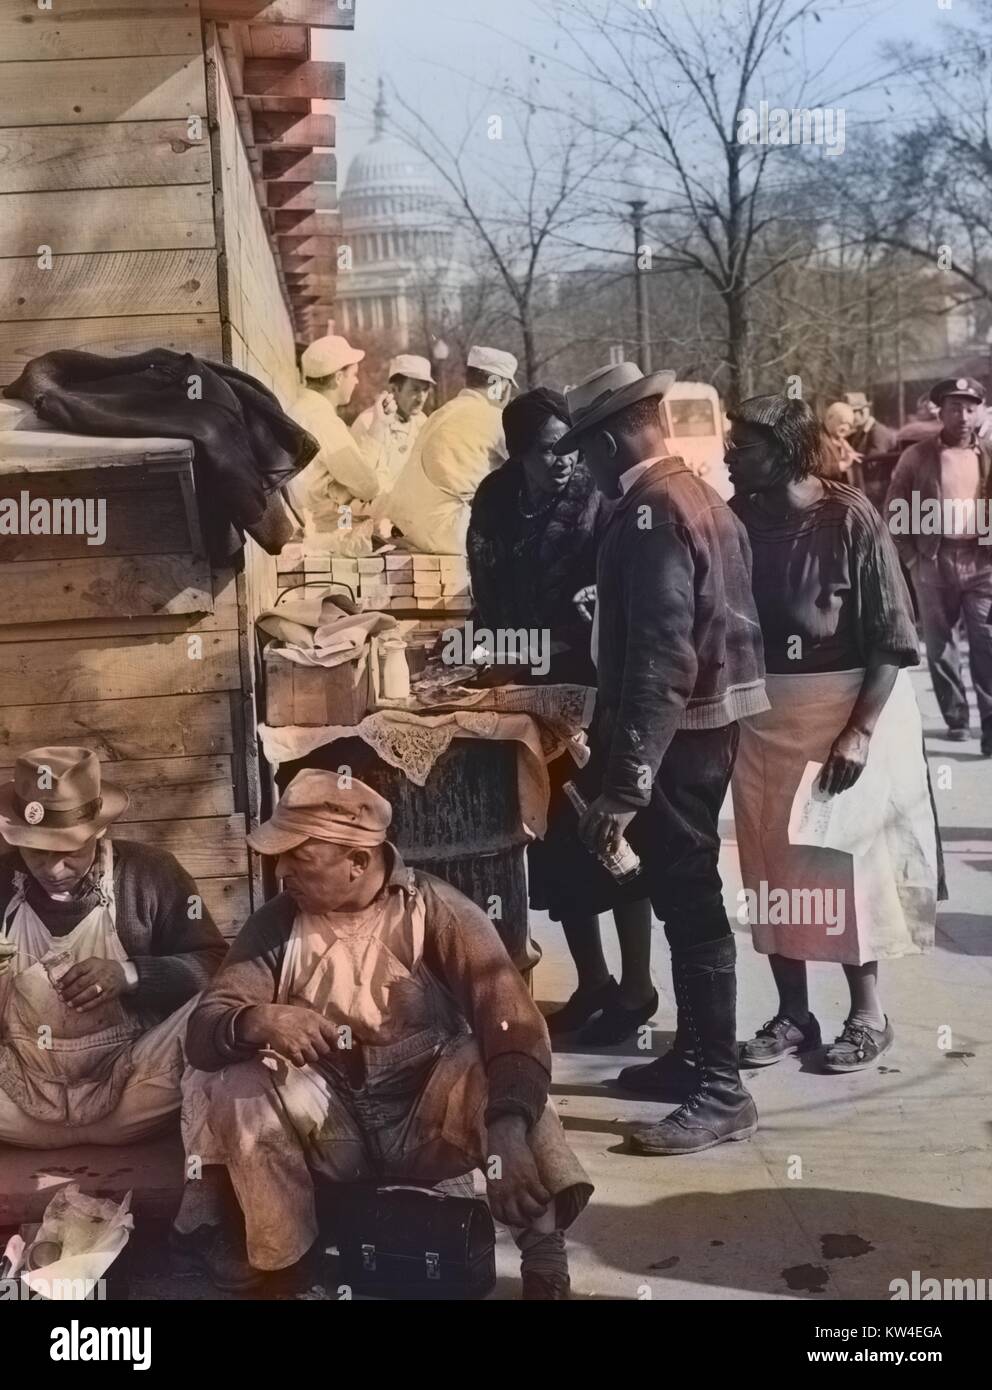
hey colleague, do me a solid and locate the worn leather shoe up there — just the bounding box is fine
[742,1013,821,1067]
[629,1090,759,1155]
[579,988,659,1046]
[823,1016,893,1072]
[545,976,618,1036]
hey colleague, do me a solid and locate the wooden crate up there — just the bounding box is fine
[264,646,371,727]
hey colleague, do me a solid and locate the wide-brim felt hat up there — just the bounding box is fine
[0,746,129,850]
[553,363,676,454]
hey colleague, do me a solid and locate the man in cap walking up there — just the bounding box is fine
[551,363,769,1156]
[0,747,225,1146]
[289,334,382,532]
[885,377,992,753]
[351,354,435,493]
[174,770,591,1299]
[374,346,518,553]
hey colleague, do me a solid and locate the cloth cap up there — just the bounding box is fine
[388,354,435,385]
[0,746,129,851]
[302,335,365,381]
[930,376,986,407]
[553,361,676,454]
[247,770,392,855]
[467,346,519,385]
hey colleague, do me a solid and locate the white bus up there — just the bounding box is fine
[661,381,732,500]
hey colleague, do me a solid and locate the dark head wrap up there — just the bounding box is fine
[502,387,570,459]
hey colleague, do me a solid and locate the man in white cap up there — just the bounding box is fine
[288,334,383,532]
[373,346,518,553]
[0,747,225,1147]
[350,354,435,492]
[174,770,590,1299]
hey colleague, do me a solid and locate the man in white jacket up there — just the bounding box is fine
[289,335,386,533]
[351,354,434,494]
[375,347,517,554]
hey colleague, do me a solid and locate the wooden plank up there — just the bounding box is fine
[113,815,248,878]
[251,111,335,148]
[0,631,240,706]
[275,234,338,257]
[242,60,345,101]
[200,875,251,938]
[0,122,211,194]
[0,187,215,257]
[0,1,200,61]
[0,556,214,623]
[280,255,336,275]
[0,755,234,822]
[0,482,190,562]
[272,211,340,236]
[0,315,221,386]
[0,250,218,321]
[203,1,356,24]
[5,567,230,630]
[0,692,233,762]
[244,24,309,61]
[261,150,336,182]
[0,57,207,128]
[263,181,337,211]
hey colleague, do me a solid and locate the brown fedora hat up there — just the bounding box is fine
[553,362,676,455]
[0,747,129,851]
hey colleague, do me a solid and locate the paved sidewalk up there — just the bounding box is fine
[512,663,992,1301]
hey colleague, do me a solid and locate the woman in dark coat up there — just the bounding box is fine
[467,388,657,1044]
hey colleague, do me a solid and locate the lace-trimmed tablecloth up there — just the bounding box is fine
[258,687,595,839]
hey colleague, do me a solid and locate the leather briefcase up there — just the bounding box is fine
[331,1185,496,1301]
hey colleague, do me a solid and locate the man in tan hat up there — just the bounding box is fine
[174,769,591,1299]
[0,747,225,1146]
[551,363,768,1157]
[374,346,517,553]
[351,353,435,492]
[288,333,383,533]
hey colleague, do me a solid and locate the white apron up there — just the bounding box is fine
[731,669,939,964]
[0,839,142,1126]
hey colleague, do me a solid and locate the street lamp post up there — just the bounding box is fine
[621,156,653,373]
[432,337,450,406]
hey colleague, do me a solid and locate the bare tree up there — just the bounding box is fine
[535,0,901,403]
[383,82,616,385]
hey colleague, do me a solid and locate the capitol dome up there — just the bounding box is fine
[336,83,452,290]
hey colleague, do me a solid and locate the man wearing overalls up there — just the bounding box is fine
[0,746,226,1146]
[174,770,592,1299]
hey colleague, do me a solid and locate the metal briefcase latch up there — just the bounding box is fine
[361,1244,376,1272]
[425,1251,440,1280]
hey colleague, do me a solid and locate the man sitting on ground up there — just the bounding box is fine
[0,746,225,1147]
[174,770,591,1299]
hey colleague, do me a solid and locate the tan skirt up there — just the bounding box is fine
[731,669,938,964]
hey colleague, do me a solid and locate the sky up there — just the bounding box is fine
[314,0,959,191]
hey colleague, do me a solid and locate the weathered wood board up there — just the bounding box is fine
[0,555,215,622]
[0,187,216,256]
[0,1,201,62]
[0,693,235,763]
[0,631,240,706]
[0,122,211,194]
[0,57,207,127]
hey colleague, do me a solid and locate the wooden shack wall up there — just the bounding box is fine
[205,23,301,405]
[0,1,305,933]
[0,0,222,386]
